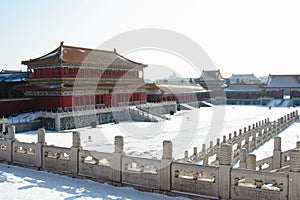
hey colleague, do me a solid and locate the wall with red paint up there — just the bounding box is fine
[0,98,35,116]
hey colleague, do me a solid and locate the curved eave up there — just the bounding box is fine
[25,62,146,69]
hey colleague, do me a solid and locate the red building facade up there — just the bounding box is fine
[18,42,147,111]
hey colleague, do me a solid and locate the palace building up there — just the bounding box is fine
[17,42,147,111]
[263,74,300,99]
[145,82,206,103]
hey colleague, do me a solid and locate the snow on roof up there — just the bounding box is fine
[21,42,147,69]
[265,75,300,88]
[225,84,263,92]
[156,83,205,94]
[199,70,225,81]
[0,71,27,82]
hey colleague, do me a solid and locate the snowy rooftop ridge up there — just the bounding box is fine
[21,42,147,69]
[265,74,300,88]
[0,71,27,82]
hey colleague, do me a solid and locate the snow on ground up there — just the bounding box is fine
[15,106,298,160]
[0,164,188,200]
[248,121,300,161]
[8,112,35,123]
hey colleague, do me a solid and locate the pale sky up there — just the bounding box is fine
[1,0,300,80]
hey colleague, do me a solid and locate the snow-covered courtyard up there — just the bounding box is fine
[15,106,298,160]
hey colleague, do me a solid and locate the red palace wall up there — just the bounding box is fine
[33,96,73,110]
[0,98,35,116]
[28,92,147,111]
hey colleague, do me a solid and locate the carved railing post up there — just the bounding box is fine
[288,144,300,199]
[70,131,81,175]
[112,136,124,184]
[35,128,46,168]
[5,125,16,163]
[246,154,256,171]
[239,148,247,169]
[160,140,173,191]
[218,144,232,199]
[272,137,282,170]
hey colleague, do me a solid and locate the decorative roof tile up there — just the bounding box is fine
[21,42,147,69]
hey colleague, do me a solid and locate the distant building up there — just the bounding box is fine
[194,70,227,103]
[0,70,27,98]
[157,72,192,83]
[17,42,147,111]
[228,74,261,84]
[0,70,33,116]
[195,69,227,90]
[145,82,207,103]
[225,84,263,105]
[263,74,300,99]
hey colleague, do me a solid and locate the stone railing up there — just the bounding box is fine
[136,101,177,120]
[177,110,299,165]
[1,121,300,199]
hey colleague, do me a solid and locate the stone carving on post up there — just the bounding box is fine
[193,147,198,157]
[288,145,300,199]
[203,153,209,166]
[220,144,232,166]
[239,148,247,169]
[72,131,81,148]
[223,135,226,144]
[70,131,81,174]
[4,125,16,163]
[6,125,16,140]
[184,150,189,162]
[246,154,256,170]
[38,128,46,144]
[161,140,173,191]
[245,132,250,152]
[272,137,282,170]
[162,140,172,160]
[114,136,124,153]
[252,130,257,149]
[112,136,124,184]
[35,128,46,168]
[218,144,232,199]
